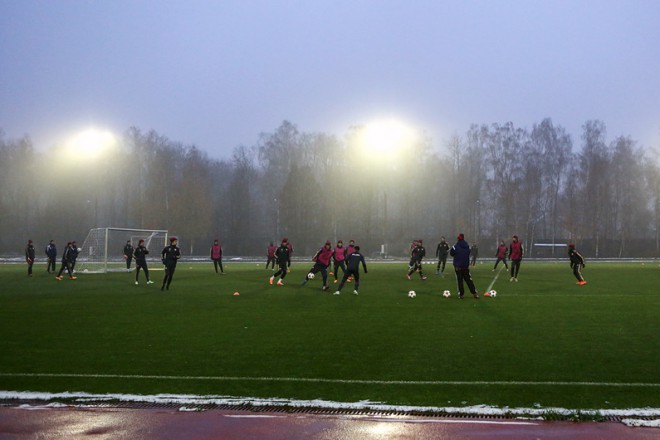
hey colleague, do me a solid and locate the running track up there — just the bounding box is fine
[1,406,658,439]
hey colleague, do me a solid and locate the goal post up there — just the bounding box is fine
[532,242,567,258]
[76,227,168,273]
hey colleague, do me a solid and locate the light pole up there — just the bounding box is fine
[382,191,388,258]
[274,198,280,240]
[475,199,481,243]
[64,128,116,228]
[359,119,417,258]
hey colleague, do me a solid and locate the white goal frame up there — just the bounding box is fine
[76,227,168,273]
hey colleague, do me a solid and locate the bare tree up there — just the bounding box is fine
[0,134,38,246]
[610,136,651,256]
[484,122,527,235]
[577,120,613,256]
[645,146,660,256]
[227,146,258,251]
[179,146,215,253]
[530,118,572,255]
[2,118,659,258]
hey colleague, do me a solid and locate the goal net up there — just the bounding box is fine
[76,227,168,273]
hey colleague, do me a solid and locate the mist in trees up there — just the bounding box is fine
[0,119,658,258]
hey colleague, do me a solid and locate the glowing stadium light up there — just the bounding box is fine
[359,119,417,159]
[64,128,116,161]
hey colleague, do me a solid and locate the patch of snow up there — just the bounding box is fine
[2,390,660,421]
[621,418,660,428]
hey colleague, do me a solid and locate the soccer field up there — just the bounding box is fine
[1,261,659,415]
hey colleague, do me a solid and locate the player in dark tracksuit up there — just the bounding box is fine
[493,240,509,271]
[25,240,35,276]
[69,241,79,272]
[161,237,181,291]
[450,233,479,299]
[407,240,427,280]
[286,241,294,270]
[343,239,357,281]
[56,242,76,280]
[435,237,450,275]
[123,240,134,270]
[333,245,368,295]
[470,242,479,266]
[568,244,587,285]
[301,241,334,290]
[266,242,277,269]
[45,240,57,273]
[134,239,153,284]
[269,239,291,285]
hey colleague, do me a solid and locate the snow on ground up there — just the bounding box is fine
[621,418,660,428]
[2,390,660,425]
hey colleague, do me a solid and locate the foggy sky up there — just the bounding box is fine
[1,0,659,158]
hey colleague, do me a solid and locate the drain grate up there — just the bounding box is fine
[1,399,656,423]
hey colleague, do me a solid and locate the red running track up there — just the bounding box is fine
[0,406,658,439]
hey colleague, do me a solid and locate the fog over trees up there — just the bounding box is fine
[1,119,658,258]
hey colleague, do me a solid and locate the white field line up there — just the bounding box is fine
[0,372,658,387]
[483,294,647,297]
[484,264,506,292]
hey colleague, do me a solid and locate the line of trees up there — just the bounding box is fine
[1,119,658,258]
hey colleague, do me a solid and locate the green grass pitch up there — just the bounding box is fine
[0,260,658,410]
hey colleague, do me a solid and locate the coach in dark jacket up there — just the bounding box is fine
[123,240,134,271]
[45,240,57,273]
[25,240,36,276]
[450,233,479,299]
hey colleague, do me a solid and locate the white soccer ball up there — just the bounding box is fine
[489,289,497,297]
[408,290,416,298]
[307,272,315,280]
[443,290,451,298]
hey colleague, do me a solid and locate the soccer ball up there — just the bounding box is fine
[408,290,416,298]
[489,289,497,297]
[307,272,315,280]
[443,290,451,298]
